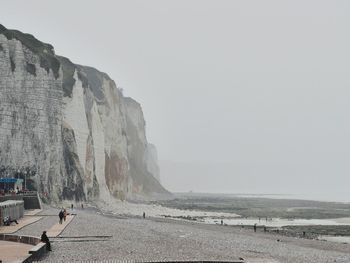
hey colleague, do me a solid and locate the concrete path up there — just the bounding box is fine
[0,209,76,262]
[47,215,75,237]
[0,216,42,234]
[24,209,42,216]
[0,209,43,234]
[0,209,74,263]
[245,258,280,263]
[0,240,32,263]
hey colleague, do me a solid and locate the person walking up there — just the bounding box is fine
[41,231,51,251]
[63,209,67,222]
[58,210,64,224]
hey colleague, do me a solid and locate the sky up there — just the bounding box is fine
[2,0,350,201]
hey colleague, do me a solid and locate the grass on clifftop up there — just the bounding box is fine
[57,56,76,97]
[0,24,60,78]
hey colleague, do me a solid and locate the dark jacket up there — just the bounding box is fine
[59,211,64,219]
[41,232,49,243]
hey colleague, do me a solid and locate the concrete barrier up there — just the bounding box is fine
[0,200,24,226]
[0,191,41,210]
[29,242,47,260]
[0,194,23,202]
[0,233,46,262]
[23,193,41,210]
[32,261,245,263]
[0,233,41,245]
[22,254,34,263]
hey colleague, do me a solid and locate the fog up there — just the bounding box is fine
[2,0,350,201]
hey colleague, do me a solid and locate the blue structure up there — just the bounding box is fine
[0,178,18,183]
[0,178,24,193]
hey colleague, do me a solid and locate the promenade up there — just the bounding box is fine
[0,210,42,235]
[0,208,75,263]
[0,240,33,263]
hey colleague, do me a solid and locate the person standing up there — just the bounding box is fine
[63,209,67,221]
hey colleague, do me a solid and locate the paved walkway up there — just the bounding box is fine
[24,209,42,216]
[0,240,32,263]
[0,209,75,262]
[47,215,75,237]
[0,216,42,234]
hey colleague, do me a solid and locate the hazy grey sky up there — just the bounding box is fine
[2,0,350,200]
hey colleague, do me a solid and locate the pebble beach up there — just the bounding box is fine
[14,205,350,263]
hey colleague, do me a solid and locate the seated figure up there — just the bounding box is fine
[3,216,19,226]
[41,231,51,251]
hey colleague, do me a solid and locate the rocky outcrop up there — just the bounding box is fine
[0,24,169,202]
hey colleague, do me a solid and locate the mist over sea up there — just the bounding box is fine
[174,192,350,203]
[160,160,350,204]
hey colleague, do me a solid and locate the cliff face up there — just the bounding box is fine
[0,25,168,202]
[145,143,161,182]
[124,98,162,195]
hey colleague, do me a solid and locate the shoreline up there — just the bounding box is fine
[10,204,350,262]
[56,199,350,245]
[52,206,350,262]
[89,201,350,246]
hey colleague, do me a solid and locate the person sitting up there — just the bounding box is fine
[3,216,19,226]
[41,231,51,251]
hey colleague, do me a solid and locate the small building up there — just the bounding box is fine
[0,178,24,194]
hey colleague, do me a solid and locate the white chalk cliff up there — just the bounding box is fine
[0,25,168,202]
